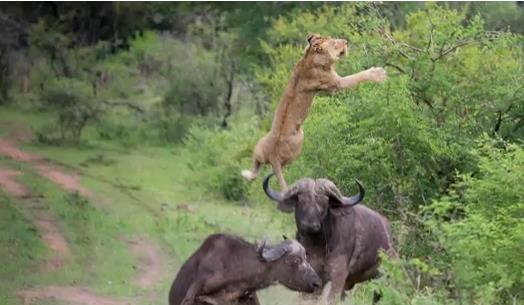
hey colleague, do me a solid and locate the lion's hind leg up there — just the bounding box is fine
[270,159,287,191]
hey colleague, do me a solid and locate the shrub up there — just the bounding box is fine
[182,118,261,201]
[425,136,524,304]
[38,77,99,142]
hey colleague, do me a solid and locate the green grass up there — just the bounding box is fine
[0,158,138,298]
[0,193,45,305]
[0,106,304,305]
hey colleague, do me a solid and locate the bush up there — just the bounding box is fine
[425,136,524,304]
[249,4,524,303]
[182,118,261,201]
[162,39,225,117]
[38,77,99,142]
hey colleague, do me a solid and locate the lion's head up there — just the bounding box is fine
[304,34,348,67]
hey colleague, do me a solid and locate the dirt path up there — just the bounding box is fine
[127,236,166,289]
[18,286,133,305]
[0,169,29,197]
[0,131,167,304]
[0,137,92,197]
[0,167,70,270]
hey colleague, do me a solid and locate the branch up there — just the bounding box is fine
[433,40,474,61]
[436,29,458,60]
[101,100,145,113]
[493,111,503,134]
[381,30,423,56]
[412,91,435,111]
[425,11,434,53]
[384,62,408,74]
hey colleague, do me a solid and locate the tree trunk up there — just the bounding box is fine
[0,49,9,104]
[221,69,234,128]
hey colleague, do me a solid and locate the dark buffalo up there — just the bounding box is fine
[169,233,322,305]
[263,173,397,304]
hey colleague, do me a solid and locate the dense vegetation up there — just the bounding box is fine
[1,2,524,305]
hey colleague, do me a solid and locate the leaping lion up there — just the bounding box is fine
[242,34,387,190]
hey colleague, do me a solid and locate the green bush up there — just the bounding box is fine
[249,4,524,303]
[425,136,524,304]
[38,77,98,142]
[182,118,261,201]
[162,39,225,117]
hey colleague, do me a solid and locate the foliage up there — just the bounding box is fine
[183,119,262,201]
[251,4,524,303]
[38,77,99,142]
[425,137,524,304]
[162,39,224,117]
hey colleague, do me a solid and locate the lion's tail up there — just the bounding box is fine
[241,169,257,181]
[241,160,261,181]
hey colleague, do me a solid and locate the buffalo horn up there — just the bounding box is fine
[341,179,365,206]
[261,241,291,262]
[263,173,283,201]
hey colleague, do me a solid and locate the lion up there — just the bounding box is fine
[241,34,387,190]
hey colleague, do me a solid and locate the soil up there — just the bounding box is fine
[127,236,166,289]
[0,137,93,197]
[17,286,133,305]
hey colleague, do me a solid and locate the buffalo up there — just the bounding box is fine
[263,173,397,304]
[169,233,322,305]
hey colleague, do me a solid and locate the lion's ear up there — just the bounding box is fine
[307,34,319,44]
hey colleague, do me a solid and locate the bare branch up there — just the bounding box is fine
[384,62,408,74]
[425,11,434,53]
[101,100,145,113]
[381,29,425,53]
[433,40,474,61]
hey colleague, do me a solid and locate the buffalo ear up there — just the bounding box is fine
[277,197,296,213]
[328,196,344,208]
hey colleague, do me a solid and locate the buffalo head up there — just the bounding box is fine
[263,173,365,233]
[258,237,321,292]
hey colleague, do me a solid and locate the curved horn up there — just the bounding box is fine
[341,179,365,206]
[261,241,292,262]
[263,173,282,202]
[256,236,269,253]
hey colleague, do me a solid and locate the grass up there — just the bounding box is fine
[0,158,138,297]
[0,106,303,305]
[0,193,45,305]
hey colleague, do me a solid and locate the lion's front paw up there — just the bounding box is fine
[365,67,387,83]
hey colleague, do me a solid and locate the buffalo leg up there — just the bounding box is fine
[326,256,349,305]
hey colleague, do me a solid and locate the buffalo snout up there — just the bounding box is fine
[307,270,322,292]
[300,220,321,233]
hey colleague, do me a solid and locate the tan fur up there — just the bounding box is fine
[242,34,387,190]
